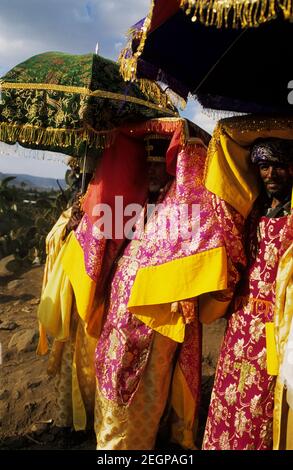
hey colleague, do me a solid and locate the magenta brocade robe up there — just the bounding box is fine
[94,143,246,410]
[203,214,289,450]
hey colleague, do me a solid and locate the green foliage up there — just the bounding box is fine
[0,178,71,263]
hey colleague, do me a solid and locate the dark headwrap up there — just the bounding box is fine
[251,138,293,165]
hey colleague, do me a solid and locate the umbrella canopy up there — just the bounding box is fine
[119,0,293,113]
[0,51,177,158]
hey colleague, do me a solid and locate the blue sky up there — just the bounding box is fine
[0,0,216,178]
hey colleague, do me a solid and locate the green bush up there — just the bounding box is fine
[0,177,71,263]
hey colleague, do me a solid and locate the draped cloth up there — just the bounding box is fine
[37,207,72,355]
[39,117,246,445]
[202,214,289,450]
[93,119,246,449]
[273,214,293,449]
[202,114,293,450]
[61,127,150,339]
[204,115,293,218]
[37,210,96,431]
[60,117,211,340]
[37,118,191,431]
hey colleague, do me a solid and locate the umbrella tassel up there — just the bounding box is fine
[180,0,293,28]
[0,122,114,153]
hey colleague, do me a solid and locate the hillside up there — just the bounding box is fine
[0,172,66,191]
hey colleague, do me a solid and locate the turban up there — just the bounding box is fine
[251,138,293,165]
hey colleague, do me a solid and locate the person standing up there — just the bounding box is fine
[93,120,246,450]
[202,138,293,450]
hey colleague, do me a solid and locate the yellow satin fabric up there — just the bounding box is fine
[52,311,97,431]
[41,207,72,289]
[128,246,227,342]
[37,213,97,431]
[61,232,95,322]
[171,362,197,449]
[265,322,279,376]
[205,115,293,217]
[287,408,293,450]
[72,317,97,431]
[61,232,104,339]
[37,208,72,354]
[37,240,73,341]
[273,240,293,449]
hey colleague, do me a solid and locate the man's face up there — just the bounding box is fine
[259,162,293,198]
[147,161,170,193]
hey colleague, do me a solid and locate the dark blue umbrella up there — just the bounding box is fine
[119,0,293,113]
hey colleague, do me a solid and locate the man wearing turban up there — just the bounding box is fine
[203,134,293,450]
[250,138,292,217]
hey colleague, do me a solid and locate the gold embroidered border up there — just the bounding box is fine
[0,81,177,117]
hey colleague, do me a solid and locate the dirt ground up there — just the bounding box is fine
[0,264,226,450]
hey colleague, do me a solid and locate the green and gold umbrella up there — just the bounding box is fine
[0,51,177,158]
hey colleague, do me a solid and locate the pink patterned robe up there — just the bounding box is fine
[94,144,246,449]
[203,214,289,450]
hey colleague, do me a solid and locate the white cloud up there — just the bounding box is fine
[0,0,151,74]
[73,6,93,24]
[0,34,49,75]
[181,99,217,135]
[114,42,123,51]
[0,143,67,178]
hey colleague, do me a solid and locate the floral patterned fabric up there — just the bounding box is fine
[203,214,289,450]
[94,141,246,405]
[95,238,154,405]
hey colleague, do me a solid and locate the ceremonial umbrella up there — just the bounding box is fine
[119,0,293,113]
[0,51,177,159]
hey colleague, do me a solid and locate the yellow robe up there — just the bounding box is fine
[37,209,96,430]
[273,240,293,449]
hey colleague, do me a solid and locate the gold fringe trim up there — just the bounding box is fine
[118,0,181,109]
[0,122,115,152]
[181,0,293,28]
[204,114,293,182]
[138,79,170,109]
[120,58,185,112]
[0,81,177,117]
[126,117,190,147]
[118,0,187,110]
[137,78,184,111]
[119,0,155,81]
[219,114,293,133]
[118,2,186,110]
[162,87,187,110]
